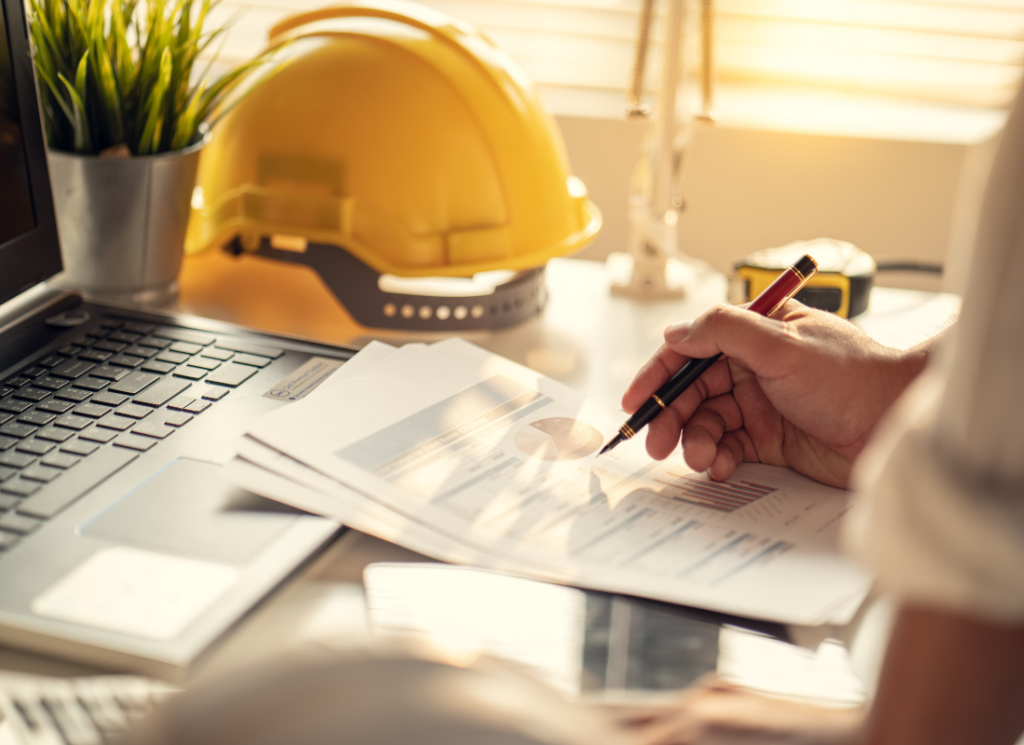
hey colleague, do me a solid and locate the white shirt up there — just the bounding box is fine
[843,84,1024,624]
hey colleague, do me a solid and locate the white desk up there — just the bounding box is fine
[0,257,960,685]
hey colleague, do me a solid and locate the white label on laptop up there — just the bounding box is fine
[32,547,239,641]
[263,357,345,402]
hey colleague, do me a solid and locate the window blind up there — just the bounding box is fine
[204,0,1024,136]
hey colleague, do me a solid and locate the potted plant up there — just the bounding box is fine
[27,0,275,303]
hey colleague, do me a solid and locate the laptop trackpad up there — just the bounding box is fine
[83,458,300,565]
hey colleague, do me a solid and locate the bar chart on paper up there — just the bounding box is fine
[656,472,777,513]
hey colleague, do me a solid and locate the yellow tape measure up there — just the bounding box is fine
[728,239,876,319]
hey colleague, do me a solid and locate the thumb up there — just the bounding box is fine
[664,304,793,375]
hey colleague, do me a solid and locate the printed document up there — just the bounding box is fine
[240,339,871,625]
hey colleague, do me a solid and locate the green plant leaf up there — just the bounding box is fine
[169,79,204,151]
[136,45,172,155]
[29,0,278,154]
[92,39,124,146]
[57,70,91,153]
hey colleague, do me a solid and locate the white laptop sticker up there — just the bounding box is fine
[32,547,239,641]
[263,357,345,402]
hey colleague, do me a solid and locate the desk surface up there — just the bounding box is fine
[0,256,960,684]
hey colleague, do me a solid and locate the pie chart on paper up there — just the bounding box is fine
[514,417,604,461]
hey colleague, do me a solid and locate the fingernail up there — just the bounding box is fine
[664,322,689,343]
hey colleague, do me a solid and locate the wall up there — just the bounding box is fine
[556,115,977,292]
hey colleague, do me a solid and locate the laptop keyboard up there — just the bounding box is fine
[0,316,284,555]
[0,673,178,745]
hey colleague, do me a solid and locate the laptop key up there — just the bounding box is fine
[0,413,10,425]
[107,331,141,344]
[113,434,157,452]
[123,345,158,358]
[35,426,77,443]
[0,421,36,438]
[37,355,65,368]
[79,426,118,443]
[33,376,69,390]
[123,321,156,334]
[231,353,272,368]
[93,339,127,353]
[21,464,62,483]
[90,365,130,381]
[0,513,42,534]
[165,395,194,411]
[186,357,221,370]
[109,354,145,368]
[183,400,211,414]
[4,376,30,388]
[163,412,193,426]
[132,378,190,407]
[0,451,36,468]
[132,421,174,439]
[91,391,129,407]
[201,348,233,361]
[170,342,203,355]
[38,399,76,414]
[205,363,258,387]
[20,462,62,485]
[0,435,17,451]
[97,414,134,431]
[74,377,110,391]
[0,386,11,397]
[156,350,189,364]
[13,387,49,402]
[55,415,93,431]
[153,327,216,346]
[16,440,56,456]
[41,452,80,469]
[56,387,94,402]
[19,411,56,426]
[108,372,158,395]
[214,340,285,359]
[57,345,83,356]
[17,448,138,519]
[0,466,16,482]
[61,440,99,457]
[137,335,172,349]
[20,366,46,378]
[49,358,95,379]
[0,398,33,413]
[174,366,207,380]
[115,404,151,420]
[141,360,176,374]
[74,403,109,418]
[0,494,17,509]
[79,349,113,362]
[1,478,40,497]
[201,388,229,401]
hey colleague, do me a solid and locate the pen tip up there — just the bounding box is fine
[598,434,624,456]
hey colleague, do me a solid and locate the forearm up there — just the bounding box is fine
[862,603,1024,745]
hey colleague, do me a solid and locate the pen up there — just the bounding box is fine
[599,253,819,456]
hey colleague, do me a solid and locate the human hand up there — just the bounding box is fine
[615,678,864,745]
[622,302,928,488]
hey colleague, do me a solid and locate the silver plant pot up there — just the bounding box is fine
[47,133,210,306]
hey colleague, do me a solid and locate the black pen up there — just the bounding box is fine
[599,254,818,456]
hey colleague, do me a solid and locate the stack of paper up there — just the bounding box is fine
[227,339,871,626]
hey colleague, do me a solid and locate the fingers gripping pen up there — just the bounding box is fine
[599,254,819,456]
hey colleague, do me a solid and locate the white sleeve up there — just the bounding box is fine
[842,85,1024,624]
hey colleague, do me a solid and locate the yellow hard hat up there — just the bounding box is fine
[186,1,601,329]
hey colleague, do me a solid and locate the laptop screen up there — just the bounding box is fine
[0,3,37,247]
[0,0,63,308]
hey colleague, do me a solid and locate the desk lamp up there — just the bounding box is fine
[609,0,716,298]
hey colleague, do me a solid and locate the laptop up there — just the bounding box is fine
[0,0,350,679]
